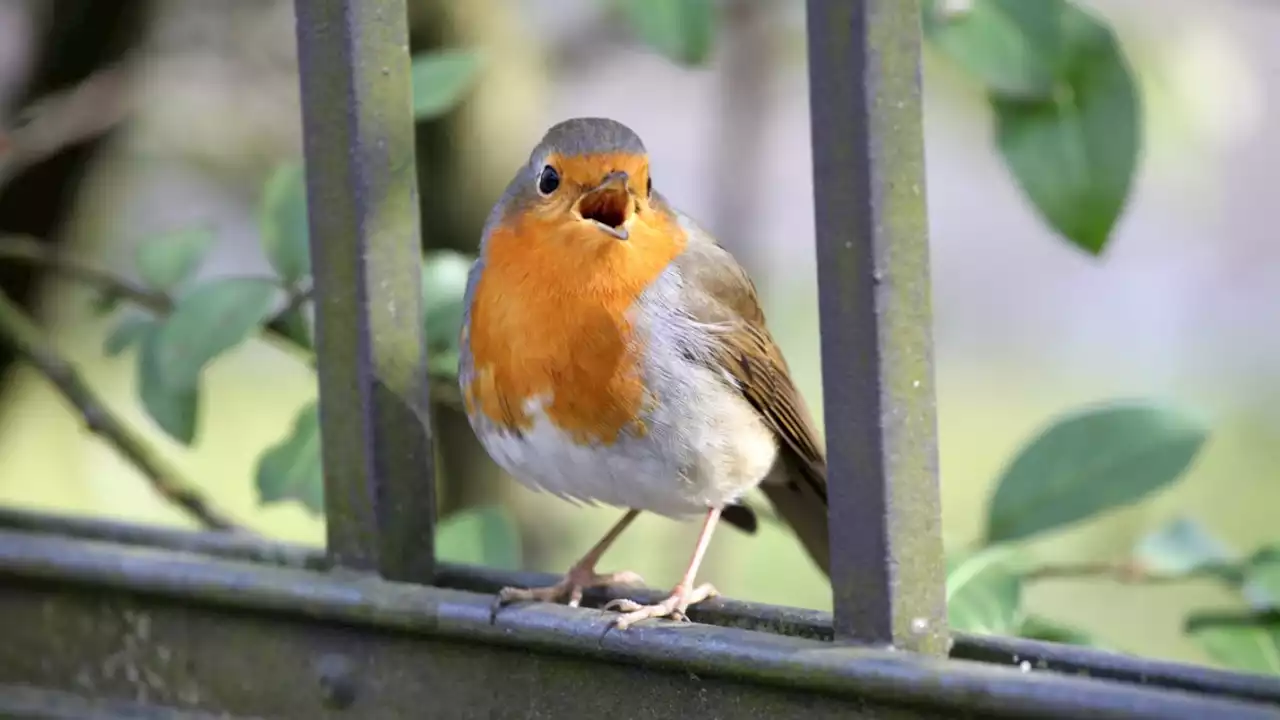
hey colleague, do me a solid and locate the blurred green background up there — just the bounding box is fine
[1,0,1278,673]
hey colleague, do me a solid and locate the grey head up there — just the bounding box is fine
[480,117,651,244]
[531,117,647,164]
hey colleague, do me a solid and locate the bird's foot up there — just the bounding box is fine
[492,567,645,619]
[604,582,719,630]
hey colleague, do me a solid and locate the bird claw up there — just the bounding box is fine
[604,582,718,630]
[490,568,645,622]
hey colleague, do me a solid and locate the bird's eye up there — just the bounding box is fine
[646,176,653,197]
[537,165,560,196]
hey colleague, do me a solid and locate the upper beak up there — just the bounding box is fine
[576,171,633,241]
[592,171,629,193]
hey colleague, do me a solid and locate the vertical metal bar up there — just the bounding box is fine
[293,0,436,582]
[804,0,948,654]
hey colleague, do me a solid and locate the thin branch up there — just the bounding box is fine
[0,289,243,532]
[1022,560,1240,585]
[0,235,170,312]
[0,58,136,191]
[281,286,314,316]
[1185,609,1280,632]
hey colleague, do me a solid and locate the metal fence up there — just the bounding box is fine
[2,0,1280,717]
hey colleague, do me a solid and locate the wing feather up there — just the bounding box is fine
[668,216,828,502]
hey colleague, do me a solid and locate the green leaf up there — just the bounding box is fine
[104,315,155,357]
[421,251,472,374]
[1186,614,1280,676]
[154,278,279,390]
[1017,614,1101,648]
[137,325,199,444]
[256,400,323,513]
[985,401,1208,545]
[436,505,521,570]
[411,49,482,120]
[993,4,1141,255]
[259,163,311,286]
[1133,517,1241,582]
[621,0,715,66]
[922,0,1063,98]
[1244,547,1280,609]
[946,545,1023,635]
[428,349,461,379]
[90,288,124,317]
[135,227,215,292]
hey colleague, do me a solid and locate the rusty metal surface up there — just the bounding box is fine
[292,0,436,581]
[4,507,1280,710]
[804,0,948,653]
[0,584,917,720]
[0,684,249,719]
[1,526,1278,719]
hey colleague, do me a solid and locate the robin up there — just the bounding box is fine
[458,117,830,629]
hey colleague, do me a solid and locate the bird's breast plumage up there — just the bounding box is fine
[460,202,685,445]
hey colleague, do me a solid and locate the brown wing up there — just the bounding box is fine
[675,226,834,573]
[673,240,826,493]
[670,224,832,574]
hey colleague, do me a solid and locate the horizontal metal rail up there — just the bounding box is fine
[2,508,1279,713]
[2,525,1278,719]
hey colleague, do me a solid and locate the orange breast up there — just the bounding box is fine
[464,208,687,445]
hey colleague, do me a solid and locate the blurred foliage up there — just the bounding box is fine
[82,48,490,533]
[946,544,1022,635]
[436,504,521,570]
[421,249,472,377]
[943,398,1278,672]
[410,49,484,120]
[946,403,1197,646]
[618,0,715,66]
[260,163,311,287]
[1017,614,1102,647]
[984,402,1206,545]
[920,0,1142,255]
[630,0,1143,254]
[134,227,216,293]
[638,0,1145,258]
[1136,521,1280,674]
[256,400,322,512]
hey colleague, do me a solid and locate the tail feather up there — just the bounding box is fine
[760,461,830,577]
[722,503,759,534]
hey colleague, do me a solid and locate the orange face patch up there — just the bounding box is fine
[464,156,686,445]
[549,152,651,199]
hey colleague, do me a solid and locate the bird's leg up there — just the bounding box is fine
[495,509,644,610]
[605,507,722,630]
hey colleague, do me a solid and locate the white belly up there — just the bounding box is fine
[471,365,779,518]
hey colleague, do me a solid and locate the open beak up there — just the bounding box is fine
[575,171,633,241]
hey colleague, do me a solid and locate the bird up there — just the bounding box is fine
[458,117,830,630]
